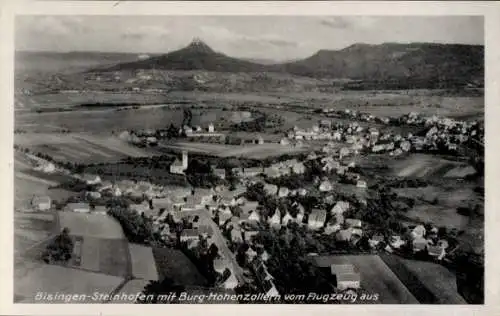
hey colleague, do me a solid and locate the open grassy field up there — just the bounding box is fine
[158,141,309,159]
[57,212,126,240]
[311,254,418,304]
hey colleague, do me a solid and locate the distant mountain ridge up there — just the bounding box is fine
[93,39,484,89]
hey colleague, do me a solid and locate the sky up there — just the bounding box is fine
[15,16,484,61]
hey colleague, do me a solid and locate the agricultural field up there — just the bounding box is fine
[152,247,208,286]
[312,254,418,304]
[390,154,465,179]
[15,133,154,163]
[78,236,131,278]
[158,141,310,159]
[380,254,466,304]
[397,258,466,304]
[405,205,470,229]
[14,263,125,303]
[14,212,57,255]
[56,212,126,240]
[128,243,159,281]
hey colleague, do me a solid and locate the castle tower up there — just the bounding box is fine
[182,151,188,170]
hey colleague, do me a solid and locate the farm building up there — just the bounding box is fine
[230,229,243,243]
[308,209,326,230]
[31,195,52,211]
[65,203,90,213]
[281,212,294,226]
[331,264,361,291]
[427,245,446,260]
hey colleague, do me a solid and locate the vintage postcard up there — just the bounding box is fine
[1,1,499,315]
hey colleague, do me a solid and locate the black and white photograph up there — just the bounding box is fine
[10,12,487,306]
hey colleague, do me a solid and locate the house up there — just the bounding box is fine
[413,237,428,253]
[389,235,406,249]
[324,223,342,235]
[208,123,215,133]
[180,229,200,242]
[307,152,318,160]
[261,250,270,262]
[331,201,350,216]
[411,225,426,239]
[336,166,348,175]
[331,264,361,290]
[281,212,294,226]
[369,234,385,248]
[356,180,367,189]
[291,162,306,174]
[65,203,90,213]
[319,180,333,192]
[245,247,258,262]
[241,167,264,178]
[438,239,449,249]
[336,229,353,242]
[345,218,362,228]
[351,228,363,238]
[308,209,326,230]
[92,206,107,215]
[82,174,101,185]
[223,271,239,289]
[86,191,102,200]
[264,167,281,179]
[36,162,56,173]
[231,229,243,243]
[428,245,446,260]
[268,209,282,229]
[170,151,188,174]
[213,168,226,180]
[246,210,261,224]
[31,195,51,211]
[278,187,290,198]
[240,201,259,215]
[243,230,259,243]
[256,136,265,145]
[263,183,278,196]
[213,258,226,274]
[280,138,290,146]
[217,211,233,226]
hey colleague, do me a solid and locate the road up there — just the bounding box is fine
[180,209,246,284]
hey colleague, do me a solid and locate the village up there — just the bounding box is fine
[16,104,484,303]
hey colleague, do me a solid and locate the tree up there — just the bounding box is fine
[140,277,185,304]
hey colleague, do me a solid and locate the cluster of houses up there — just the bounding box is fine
[378,224,451,261]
